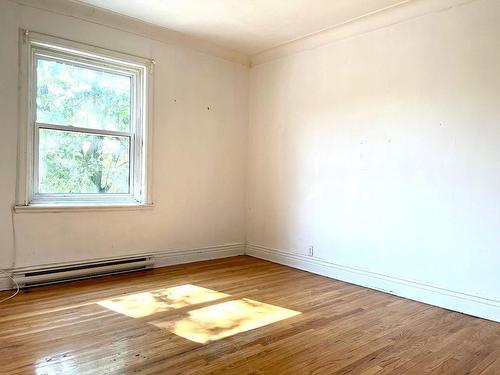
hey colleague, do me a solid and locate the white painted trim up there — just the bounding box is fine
[154,243,245,268]
[7,0,479,68]
[0,243,245,291]
[250,0,479,66]
[0,276,13,291]
[245,244,500,323]
[13,203,154,213]
[17,31,152,207]
[7,0,249,66]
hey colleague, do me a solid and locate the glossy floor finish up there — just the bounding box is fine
[0,256,499,374]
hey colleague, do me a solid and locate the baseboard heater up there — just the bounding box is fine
[12,256,155,288]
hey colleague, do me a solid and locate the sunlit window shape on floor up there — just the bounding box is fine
[97,284,229,318]
[151,298,301,344]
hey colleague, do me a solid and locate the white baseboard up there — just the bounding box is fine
[153,243,245,267]
[0,272,14,291]
[4,241,497,323]
[0,243,245,291]
[246,243,500,323]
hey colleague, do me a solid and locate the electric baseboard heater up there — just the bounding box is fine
[12,256,154,287]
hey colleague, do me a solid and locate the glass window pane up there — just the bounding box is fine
[39,128,130,194]
[36,58,131,132]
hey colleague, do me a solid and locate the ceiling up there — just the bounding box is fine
[76,0,409,55]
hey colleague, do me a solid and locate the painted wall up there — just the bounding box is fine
[0,1,248,269]
[247,0,500,309]
[1,0,498,320]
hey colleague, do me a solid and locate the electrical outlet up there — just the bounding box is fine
[308,246,314,257]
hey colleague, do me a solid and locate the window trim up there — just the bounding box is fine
[16,30,154,210]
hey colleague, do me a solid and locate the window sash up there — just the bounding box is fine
[26,38,148,206]
[34,123,135,199]
[36,122,133,138]
[35,52,137,82]
[34,53,135,133]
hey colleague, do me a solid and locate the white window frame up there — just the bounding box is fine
[16,30,154,209]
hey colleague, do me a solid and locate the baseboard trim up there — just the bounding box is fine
[0,243,245,291]
[0,272,14,292]
[153,243,245,268]
[246,244,500,322]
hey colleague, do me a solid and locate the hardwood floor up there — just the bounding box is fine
[0,256,499,374]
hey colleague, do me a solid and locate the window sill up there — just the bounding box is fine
[13,203,153,214]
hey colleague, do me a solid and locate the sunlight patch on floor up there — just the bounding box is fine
[97,284,228,318]
[151,298,301,343]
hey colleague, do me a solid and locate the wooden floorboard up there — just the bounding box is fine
[0,256,498,374]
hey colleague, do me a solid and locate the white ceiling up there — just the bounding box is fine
[77,0,408,55]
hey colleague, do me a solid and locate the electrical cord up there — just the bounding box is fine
[0,269,19,303]
[1,206,20,304]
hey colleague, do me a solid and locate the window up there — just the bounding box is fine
[18,32,153,208]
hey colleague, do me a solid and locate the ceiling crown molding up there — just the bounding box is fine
[7,0,479,68]
[8,0,250,66]
[250,0,478,66]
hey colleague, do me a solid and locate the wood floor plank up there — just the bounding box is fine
[0,256,498,374]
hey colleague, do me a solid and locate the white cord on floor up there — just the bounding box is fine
[0,269,20,303]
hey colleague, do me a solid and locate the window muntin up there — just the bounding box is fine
[27,40,148,206]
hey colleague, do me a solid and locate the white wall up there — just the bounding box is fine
[0,1,248,269]
[247,0,500,320]
[1,0,498,321]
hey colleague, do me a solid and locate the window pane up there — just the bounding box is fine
[39,128,130,194]
[36,58,131,132]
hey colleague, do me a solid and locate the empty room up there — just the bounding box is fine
[1,0,499,373]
